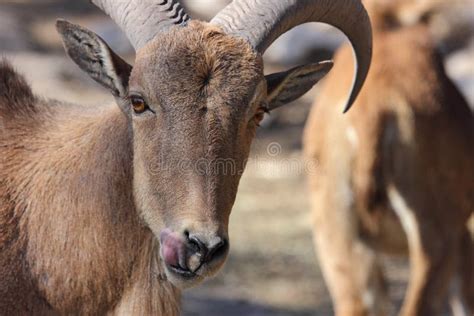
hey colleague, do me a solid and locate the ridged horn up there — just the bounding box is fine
[91,0,190,50]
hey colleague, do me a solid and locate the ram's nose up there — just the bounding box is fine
[160,229,229,276]
[185,233,228,272]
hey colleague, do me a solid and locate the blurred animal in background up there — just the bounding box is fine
[304,0,474,315]
[364,0,474,53]
[0,0,373,314]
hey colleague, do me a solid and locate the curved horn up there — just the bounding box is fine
[91,0,190,50]
[211,0,372,112]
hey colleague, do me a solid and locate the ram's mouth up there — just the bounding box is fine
[159,228,229,288]
[167,264,198,279]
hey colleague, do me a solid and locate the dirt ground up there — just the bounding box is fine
[1,1,472,315]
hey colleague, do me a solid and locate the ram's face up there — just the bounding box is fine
[129,21,265,287]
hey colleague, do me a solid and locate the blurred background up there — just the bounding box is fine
[0,0,472,315]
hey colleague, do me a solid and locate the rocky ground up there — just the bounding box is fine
[1,1,472,315]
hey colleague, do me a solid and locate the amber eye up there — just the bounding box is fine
[130,96,148,114]
[254,106,268,126]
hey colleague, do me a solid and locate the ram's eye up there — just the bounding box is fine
[254,106,268,126]
[130,96,148,114]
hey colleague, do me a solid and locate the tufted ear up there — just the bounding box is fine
[265,61,333,111]
[56,19,132,99]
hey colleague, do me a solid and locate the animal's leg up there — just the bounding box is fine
[388,186,457,316]
[312,190,389,316]
[449,226,474,316]
[400,235,458,316]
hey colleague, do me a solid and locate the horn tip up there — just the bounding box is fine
[342,100,354,114]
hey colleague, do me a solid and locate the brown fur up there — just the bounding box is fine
[304,11,474,316]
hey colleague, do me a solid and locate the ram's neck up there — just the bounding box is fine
[111,233,181,316]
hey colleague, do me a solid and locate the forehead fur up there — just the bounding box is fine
[132,21,264,110]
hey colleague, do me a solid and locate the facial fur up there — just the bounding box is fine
[129,21,264,286]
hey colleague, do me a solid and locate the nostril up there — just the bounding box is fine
[186,234,229,265]
[188,235,207,255]
[206,239,228,262]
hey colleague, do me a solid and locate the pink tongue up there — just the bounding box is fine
[160,231,184,267]
[162,242,179,267]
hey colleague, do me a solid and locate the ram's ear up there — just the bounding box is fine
[265,61,333,111]
[56,19,132,98]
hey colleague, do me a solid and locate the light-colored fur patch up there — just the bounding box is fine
[387,185,420,249]
[346,125,359,149]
